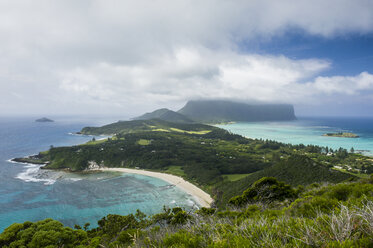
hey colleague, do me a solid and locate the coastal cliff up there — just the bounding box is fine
[178,100,296,123]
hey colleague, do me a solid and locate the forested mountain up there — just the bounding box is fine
[178,100,296,123]
[78,119,210,135]
[134,108,194,123]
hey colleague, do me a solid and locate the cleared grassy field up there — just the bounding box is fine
[84,138,108,145]
[137,139,151,145]
[169,128,211,135]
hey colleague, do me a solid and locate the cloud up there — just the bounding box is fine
[308,72,373,95]
[0,1,373,115]
[56,48,331,110]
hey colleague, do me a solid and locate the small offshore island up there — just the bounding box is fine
[323,132,359,138]
[4,100,373,247]
[35,117,54,122]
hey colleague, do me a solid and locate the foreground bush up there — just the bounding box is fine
[1,179,372,247]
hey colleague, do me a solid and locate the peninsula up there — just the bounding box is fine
[13,117,366,207]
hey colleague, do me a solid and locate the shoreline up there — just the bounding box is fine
[99,167,213,208]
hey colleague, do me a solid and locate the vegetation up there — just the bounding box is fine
[8,118,373,247]
[134,108,195,123]
[2,178,372,247]
[14,119,373,207]
[323,132,360,138]
[78,119,215,135]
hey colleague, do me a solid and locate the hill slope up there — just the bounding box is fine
[178,100,296,123]
[134,108,194,123]
[218,155,354,206]
[78,119,209,135]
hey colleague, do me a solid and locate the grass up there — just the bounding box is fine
[169,128,211,135]
[152,128,170,132]
[84,138,108,145]
[224,174,251,181]
[164,166,186,177]
[332,168,371,179]
[137,139,151,145]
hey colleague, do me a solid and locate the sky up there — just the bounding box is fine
[1,0,373,118]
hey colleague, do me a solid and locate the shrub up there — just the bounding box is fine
[229,177,297,206]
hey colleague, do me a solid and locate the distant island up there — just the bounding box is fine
[134,100,296,123]
[323,132,359,138]
[35,117,54,122]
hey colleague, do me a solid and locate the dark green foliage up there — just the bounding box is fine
[229,177,297,206]
[79,119,214,135]
[151,207,192,226]
[134,108,195,123]
[34,130,270,184]
[197,207,216,216]
[0,219,88,248]
[219,155,354,207]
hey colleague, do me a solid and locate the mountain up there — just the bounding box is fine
[178,100,296,123]
[134,108,194,123]
[35,117,54,122]
[78,119,213,135]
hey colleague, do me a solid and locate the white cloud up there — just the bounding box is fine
[56,48,331,111]
[309,72,373,95]
[0,0,373,115]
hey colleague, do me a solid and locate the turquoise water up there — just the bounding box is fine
[0,117,199,232]
[217,117,373,155]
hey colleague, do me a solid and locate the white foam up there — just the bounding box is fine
[6,158,19,164]
[64,177,82,182]
[15,164,56,185]
[170,200,176,204]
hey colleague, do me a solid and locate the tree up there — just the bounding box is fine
[229,177,297,206]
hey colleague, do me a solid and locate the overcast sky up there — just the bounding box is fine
[1,0,373,117]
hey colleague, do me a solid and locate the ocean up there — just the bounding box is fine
[217,116,373,155]
[0,117,198,232]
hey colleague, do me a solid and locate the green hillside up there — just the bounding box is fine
[16,119,372,206]
[78,119,211,135]
[178,100,296,123]
[134,108,194,123]
[217,155,354,206]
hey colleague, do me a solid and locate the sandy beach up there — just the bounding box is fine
[99,167,213,208]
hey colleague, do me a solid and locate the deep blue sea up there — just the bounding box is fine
[217,116,373,155]
[0,117,199,232]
